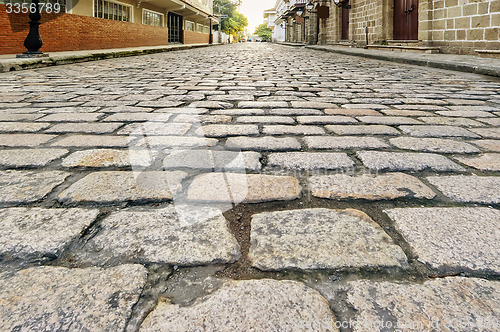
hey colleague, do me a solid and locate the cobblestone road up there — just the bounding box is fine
[1,43,499,331]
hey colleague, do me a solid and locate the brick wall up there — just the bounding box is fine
[0,6,169,55]
[420,0,500,54]
[183,30,209,44]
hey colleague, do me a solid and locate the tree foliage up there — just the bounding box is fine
[214,0,248,39]
[254,23,272,40]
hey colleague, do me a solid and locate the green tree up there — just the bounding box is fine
[214,0,248,40]
[254,23,272,40]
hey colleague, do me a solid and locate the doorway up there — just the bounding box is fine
[168,12,183,43]
[341,6,349,41]
[394,0,418,40]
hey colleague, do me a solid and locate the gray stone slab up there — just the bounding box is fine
[357,116,422,125]
[304,136,390,150]
[268,108,324,115]
[390,137,480,153]
[189,101,233,109]
[195,124,259,137]
[0,149,68,167]
[45,122,123,134]
[470,128,500,139]
[346,277,500,332]
[0,265,147,331]
[310,173,436,200]
[51,135,133,147]
[62,149,156,168]
[399,125,481,138]
[357,151,466,172]
[326,125,400,135]
[140,279,337,331]
[37,113,104,122]
[236,116,295,124]
[0,122,51,133]
[418,116,487,127]
[427,175,500,204]
[0,170,70,204]
[267,152,355,170]
[0,114,43,121]
[0,208,99,260]
[83,205,240,265]
[454,153,500,171]
[118,123,191,136]
[263,125,325,135]
[187,173,301,203]
[239,101,288,108]
[226,137,301,151]
[473,140,500,152]
[163,150,261,171]
[0,134,57,147]
[291,101,339,109]
[103,113,172,122]
[172,114,232,124]
[210,108,265,115]
[436,110,495,118]
[385,207,500,274]
[297,116,357,124]
[58,171,187,204]
[325,108,381,116]
[138,136,218,148]
[249,208,407,270]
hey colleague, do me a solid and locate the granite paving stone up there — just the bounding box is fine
[140,279,337,331]
[195,124,259,137]
[187,173,301,203]
[470,128,500,139]
[346,277,500,332]
[357,116,422,125]
[0,265,147,331]
[249,209,407,270]
[357,151,465,172]
[297,116,357,124]
[325,108,381,116]
[61,149,156,168]
[454,153,500,171]
[102,113,172,122]
[0,134,57,147]
[172,114,232,124]
[45,122,123,134]
[0,170,70,204]
[0,122,51,132]
[304,136,390,150]
[473,140,500,152]
[436,110,495,118]
[238,101,288,108]
[37,113,104,122]
[226,136,301,151]
[118,122,191,136]
[0,149,68,167]
[267,152,355,170]
[385,207,500,274]
[427,175,500,204]
[83,205,240,265]
[326,125,400,136]
[417,116,487,127]
[262,125,325,135]
[163,150,261,170]
[51,135,133,147]
[399,125,481,138]
[236,116,295,124]
[389,137,480,153]
[0,207,99,260]
[58,171,188,204]
[310,173,436,200]
[137,136,218,148]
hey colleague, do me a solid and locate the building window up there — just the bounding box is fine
[143,9,163,27]
[93,0,131,22]
[185,20,195,32]
[4,0,66,13]
[203,25,210,34]
[196,23,203,33]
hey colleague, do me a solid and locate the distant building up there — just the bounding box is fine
[263,7,277,41]
[1,0,218,54]
[275,0,499,56]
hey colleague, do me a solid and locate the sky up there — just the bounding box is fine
[240,0,275,34]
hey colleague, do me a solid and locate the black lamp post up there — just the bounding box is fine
[17,0,48,58]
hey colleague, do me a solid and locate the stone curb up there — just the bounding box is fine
[304,45,500,78]
[0,43,220,73]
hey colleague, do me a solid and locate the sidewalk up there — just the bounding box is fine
[0,43,220,73]
[280,43,500,78]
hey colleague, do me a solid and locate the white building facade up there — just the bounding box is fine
[271,0,286,42]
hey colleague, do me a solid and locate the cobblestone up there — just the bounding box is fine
[0,149,68,167]
[0,134,57,147]
[163,150,261,171]
[389,137,480,153]
[267,152,354,170]
[326,125,400,135]
[310,173,436,200]
[46,122,123,134]
[0,122,51,133]
[195,124,259,137]
[304,136,390,150]
[399,125,481,138]
[249,209,407,270]
[427,175,500,204]
[358,151,465,172]
[454,153,500,171]
[473,140,500,152]
[61,149,155,168]
[226,136,301,151]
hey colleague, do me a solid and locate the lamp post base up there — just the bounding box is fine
[16,53,49,58]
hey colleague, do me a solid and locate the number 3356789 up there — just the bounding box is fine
[5,2,61,14]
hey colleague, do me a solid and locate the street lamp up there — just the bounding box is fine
[17,0,48,58]
[306,1,314,11]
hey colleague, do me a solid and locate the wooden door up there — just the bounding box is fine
[394,0,418,40]
[341,6,349,40]
[168,12,183,43]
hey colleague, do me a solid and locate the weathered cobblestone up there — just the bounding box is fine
[0,149,68,167]
[46,122,123,134]
[358,116,422,125]
[417,116,487,127]
[187,173,301,203]
[267,152,354,170]
[399,125,481,138]
[0,122,51,133]
[385,207,500,274]
[0,134,57,147]
[37,113,104,122]
[236,116,294,124]
[297,116,357,125]
[62,149,155,168]
[470,127,500,139]
[141,279,337,331]
[310,173,436,200]
[0,208,99,260]
[427,175,500,204]
[51,135,133,147]
[389,137,480,153]
[163,150,261,171]
[326,125,400,135]
[454,153,500,171]
[58,171,187,204]
[304,136,389,150]
[137,135,218,148]
[249,209,407,270]
[473,139,500,152]
[195,124,259,137]
[346,277,500,332]
[118,122,191,136]
[358,151,465,172]
[0,265,147,331]
[262,125,325,135]
[226,136,301,151]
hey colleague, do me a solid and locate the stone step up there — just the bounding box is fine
[476,49,500,59]
[367,44,441,54]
